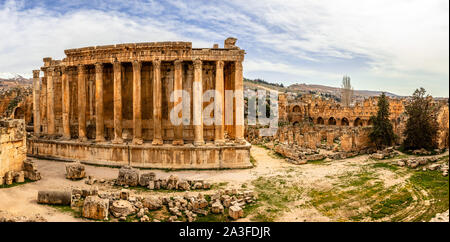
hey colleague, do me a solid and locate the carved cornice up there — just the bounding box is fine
[216,60,224,69]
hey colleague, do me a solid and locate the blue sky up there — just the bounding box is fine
[1,0,448,97]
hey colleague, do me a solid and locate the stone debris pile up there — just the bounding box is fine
[115,166,211,191]
[396,156,448,176]
[38,186,257,222]
[1,159,41,186]
[369,147,399,160]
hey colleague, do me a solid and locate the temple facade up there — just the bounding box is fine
[27,38,251,169]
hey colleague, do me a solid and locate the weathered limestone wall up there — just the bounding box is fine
[0,119,26,179]
[27,139,252,169]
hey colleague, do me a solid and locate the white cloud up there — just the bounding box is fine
[0,0,448,96]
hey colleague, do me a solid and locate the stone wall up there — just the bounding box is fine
[0,119,26,181]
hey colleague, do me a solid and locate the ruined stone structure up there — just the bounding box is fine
[282,94,405,132]
[0,119,26,185]
[27,38,251,169]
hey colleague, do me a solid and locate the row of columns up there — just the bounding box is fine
[33,59,244,145]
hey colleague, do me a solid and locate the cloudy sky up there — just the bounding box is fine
[0,0,448,97]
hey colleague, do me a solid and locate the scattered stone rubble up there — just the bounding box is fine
[1,159,41,186]
[369,147,399,160]
[114,166,211,191]
[395,156,448,176]
[39,186,256,222]
[0,210,47,222]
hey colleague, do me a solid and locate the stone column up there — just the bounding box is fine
[113,61,123,144]
[32,70,40,136]
[132,60,143,144]
[214,60,225,144]
[77,65,87,141]
[47,67,55,135]
[61,66,70,139]
[95,63,105,142]
[172,60,184,145]
[152,59,163,145]
[234,61,245,143]
[193,58,204,146]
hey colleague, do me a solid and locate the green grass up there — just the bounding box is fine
[249,176,303,221]
[46,204,82,219]
[367,187,413,220]
[0,178,35,189]
[409,170,449,221]
[250,155,257,166]
[371,162,399,171]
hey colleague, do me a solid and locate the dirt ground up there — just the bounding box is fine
[0,146,448,222]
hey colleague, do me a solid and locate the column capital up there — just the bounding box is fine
[47,67,55,73]
[152,59,161,68]
[216,60,224,69]
[95,63,103,73]
[78,64,86,73]
[132,60,142,69]
[193,58,202,70]
[174,59,182,70]
[60,65,67,74]
[32,70,40,78]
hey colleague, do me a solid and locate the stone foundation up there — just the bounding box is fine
[27,138,252,169]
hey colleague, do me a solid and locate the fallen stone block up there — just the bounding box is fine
[82,196,109,220]
[139,172,155,187]
[65,163,86,180]
[14,171,25,183]
[116,166,139,187]
[142,196,162,210]
[228,205,244,220]
[110,200,135,218]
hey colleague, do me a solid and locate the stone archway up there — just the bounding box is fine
[13,107,25,119]
[292,105,301,112]
[317,117,324,125]
[354,117,363,127]
[328,117,337,125]
[341,117,349,126]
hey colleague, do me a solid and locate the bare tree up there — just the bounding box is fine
[341,75,353,107]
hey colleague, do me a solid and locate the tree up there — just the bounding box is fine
[369,93,396,149]
[403,88,438,150]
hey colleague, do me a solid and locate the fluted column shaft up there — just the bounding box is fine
[47,67,55,135]
[132,60,143,144]
[61,66,70,139]
[193,58,204,145]
[234,61,245,143]
[173,60,184,145]
[77,65,87,141]
[152,59,163,145]
[32,70,40,136]
[113,61,123,144]
[95,63,105,142]
[214,60,225,144]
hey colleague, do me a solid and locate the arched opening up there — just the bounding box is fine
[13,107,25,119]
[341,117,349,126]
[328,117,337,125]
[293,105,301,112]
[317,117,324,125]
[354,117,363,127]
[308,117,313,123]
[293,121,300,126]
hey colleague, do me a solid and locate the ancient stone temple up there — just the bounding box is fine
[27,38,251,169]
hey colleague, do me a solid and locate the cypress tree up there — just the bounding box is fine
[369,93,396,149]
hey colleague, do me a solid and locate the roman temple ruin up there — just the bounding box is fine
[27,38,251,169]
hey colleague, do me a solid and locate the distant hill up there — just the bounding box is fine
[244,78,401,101]
[0,73,32,89]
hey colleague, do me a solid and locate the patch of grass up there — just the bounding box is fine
[409,170,449,222]
[0,178,35,189]
[371,162,399,171]
[249,176,303,221]
[307,158,328,165]
[268,151,285,160]
[368,187,413,220]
